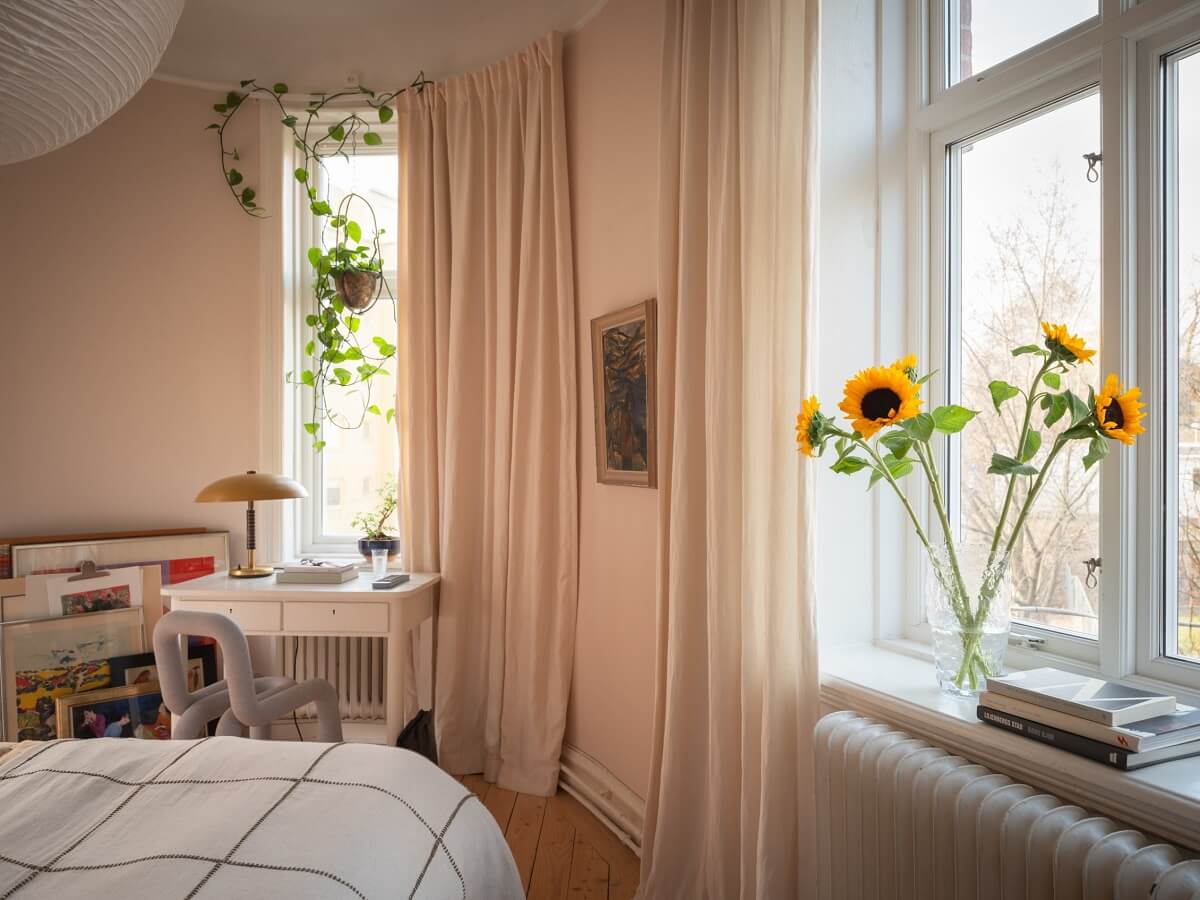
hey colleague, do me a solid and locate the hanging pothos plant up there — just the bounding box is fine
[207,75,430,449]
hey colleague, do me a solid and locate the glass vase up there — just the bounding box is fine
[924,542,1011,698]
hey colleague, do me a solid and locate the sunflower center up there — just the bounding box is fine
[862,388,902,420]
[1103,399,1125,430]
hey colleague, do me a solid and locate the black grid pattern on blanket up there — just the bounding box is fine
[0,738,479,899]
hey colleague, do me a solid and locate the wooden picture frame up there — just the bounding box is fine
[591,299,657,488]
[56,681,169,740]
[11,532,229,586]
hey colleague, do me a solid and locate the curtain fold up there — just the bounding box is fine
[396,33,578,796]
[639,0,821,896]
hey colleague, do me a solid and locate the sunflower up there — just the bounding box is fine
[891,354,919,381]
[1095,374,1146,446]
[839,365,922,439]
[796,396,822,457]
[1041,322,1096,364]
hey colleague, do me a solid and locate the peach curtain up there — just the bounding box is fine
[638,0,821,897]
[395,34,578,796]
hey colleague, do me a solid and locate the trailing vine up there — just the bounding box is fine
[207,74,431,449]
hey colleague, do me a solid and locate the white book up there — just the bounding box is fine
[979,691,1200,752]
[280,561,358,575]
[986,668,1175,726]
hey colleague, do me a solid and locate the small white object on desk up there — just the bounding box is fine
[161,571,439,744]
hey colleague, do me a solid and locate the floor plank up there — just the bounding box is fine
[527,794,576,900]
[552,791,640,899]
[505,793,547,892]
[566,837,608,900]
[462,773,490,800]
[484,784,519,832]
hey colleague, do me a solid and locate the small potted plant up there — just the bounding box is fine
[352,476,402,562]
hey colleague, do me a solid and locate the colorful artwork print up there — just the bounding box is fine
[591,300,657,487]
[16,661,111,741]
[124,659,204,693]
[60,584,132,615]
[60,685,170,740]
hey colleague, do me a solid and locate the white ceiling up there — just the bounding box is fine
[156,0,605,92]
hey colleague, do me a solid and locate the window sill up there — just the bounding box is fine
[820,643,1200,852]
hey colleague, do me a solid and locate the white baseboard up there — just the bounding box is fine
[557,743,644,856]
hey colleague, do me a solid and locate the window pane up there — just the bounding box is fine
[1172,49,1200,662]
[316,151,399,538]
[949,0,1097,86]
[953,91,1101,637]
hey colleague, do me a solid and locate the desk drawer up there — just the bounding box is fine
[184,600,281,632]
[283,601,388,634]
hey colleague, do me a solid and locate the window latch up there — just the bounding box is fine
[1009,634,1047,650]
[1083,556,1102,588]
[1083,152,1102,183]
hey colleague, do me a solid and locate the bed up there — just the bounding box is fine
[0,737,524,899]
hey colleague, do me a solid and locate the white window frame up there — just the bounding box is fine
[902,0,1200,692]
[284,115,399,558]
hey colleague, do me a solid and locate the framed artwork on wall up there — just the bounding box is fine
[591,299,658,488]
[11,532,229,585]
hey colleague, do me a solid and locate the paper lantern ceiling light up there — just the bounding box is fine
[0,0,186,165]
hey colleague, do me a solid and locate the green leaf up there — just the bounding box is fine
[226,92,243,107]
[367,404,382,416]
[831,456,871,475]
[1019,429,1042,462]
[869,455,914,488]
[932,404,978,433]
[213,103,228,114]
[1044,393,1069,427]
[294,167,308,183]
[1042,371,1062,389]
[1064,390,1092,425]
[304,314,319,327]
[378,105,394,123]
[239,79,254,88]
[307,247,322,268]
[304,340,314,356]
[346,316,360,333]
[310,200,332,216]
[273,82,289,94]
[988,453,1038,477]
[1061,421,1098,441]
[988,380,1021,413]
[313,440,327,452]
[386,408,395,424]
[300,369,315,387]
[1012,344,1046,357]
[333,367,352,386]
[900,413,935,443]
[1082,435,1110,470]
[205,123,219,130]
[362,132,382,146]
[344,347,364,361]
[240,187,256,204]
[282,115,298,128]
[328,124,346,141]
[916,369,938,386]
[345,220,362,242]
[880,431,912,459]
[227,168,243,186]
[303,422,319,436]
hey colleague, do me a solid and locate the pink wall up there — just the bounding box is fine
[564,0,663,799]
[0,79,263,552]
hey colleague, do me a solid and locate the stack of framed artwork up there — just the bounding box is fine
[0,530,228,741]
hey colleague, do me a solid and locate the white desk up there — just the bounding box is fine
[161,571,439,744]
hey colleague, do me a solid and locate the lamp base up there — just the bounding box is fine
[229,565,275,579]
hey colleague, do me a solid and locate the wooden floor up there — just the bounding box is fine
[456,773,640,899]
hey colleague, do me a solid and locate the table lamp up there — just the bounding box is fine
[196,470,308,577]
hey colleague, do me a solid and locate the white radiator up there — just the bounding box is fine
[280,635,386,721]
[816,711,1200,900]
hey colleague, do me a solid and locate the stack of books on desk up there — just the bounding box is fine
[977,667,1200,770]
[276,562,359,584]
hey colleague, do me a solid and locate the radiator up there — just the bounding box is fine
[816,711,1200,900]
[280,635,387,721]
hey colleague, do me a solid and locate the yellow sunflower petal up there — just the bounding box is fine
[1095,373,1146,446]
[796,395,821,457]
[838,365,922,440]
[1041,321,1096,364]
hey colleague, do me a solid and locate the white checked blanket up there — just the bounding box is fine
[0,737,524,899]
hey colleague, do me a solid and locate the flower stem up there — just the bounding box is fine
[1003,437,1068,558]
[853,437,934,553]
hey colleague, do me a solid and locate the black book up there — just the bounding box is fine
[976,706,1200,771]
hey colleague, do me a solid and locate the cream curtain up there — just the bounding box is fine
[638,0,821,897]
[395,33,578,797]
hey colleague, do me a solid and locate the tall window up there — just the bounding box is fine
[915,0,1200,688]
[289,129,399,554]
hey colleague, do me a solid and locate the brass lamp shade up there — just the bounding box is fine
[196,470,308,577]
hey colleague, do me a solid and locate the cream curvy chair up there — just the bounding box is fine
[153,609,343,742]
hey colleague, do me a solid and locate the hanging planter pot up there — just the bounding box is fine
[334,268,381,311]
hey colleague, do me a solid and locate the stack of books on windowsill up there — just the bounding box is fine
[976,667,1200,770]
[276,561,360,584]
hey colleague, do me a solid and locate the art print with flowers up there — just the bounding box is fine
[796,323,1146,695]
